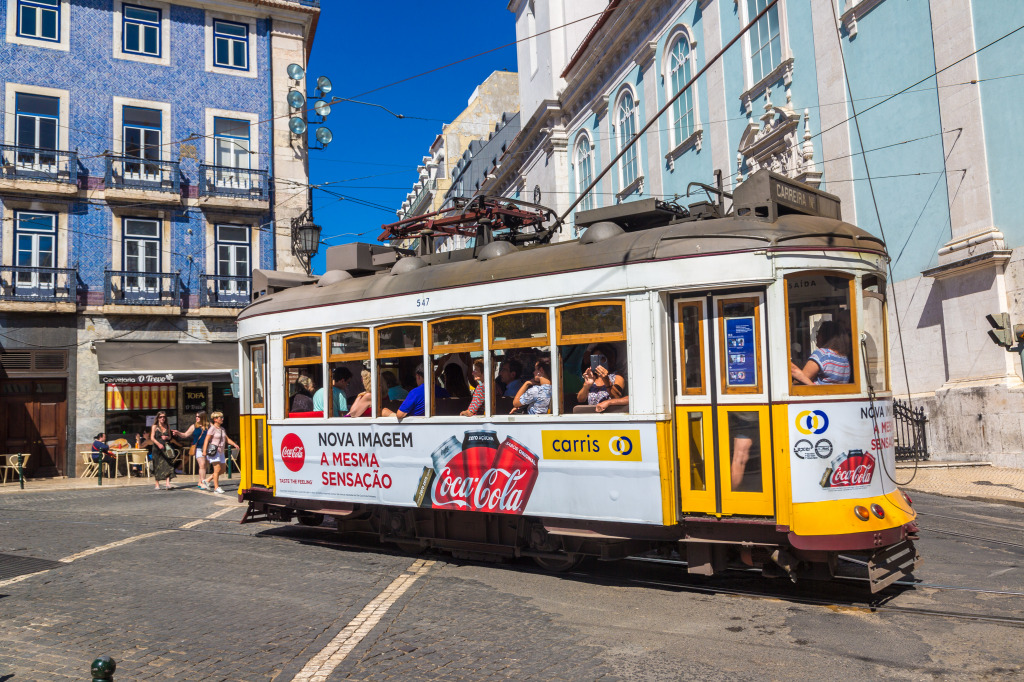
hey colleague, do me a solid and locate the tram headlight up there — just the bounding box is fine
[870,503,886,519]
[854,505,870,521]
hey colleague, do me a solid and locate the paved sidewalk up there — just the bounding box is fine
[0,472,240,494]
[896,461,1024,508]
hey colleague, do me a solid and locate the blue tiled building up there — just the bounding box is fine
[0,0,319,476]
[498,0,1024,465]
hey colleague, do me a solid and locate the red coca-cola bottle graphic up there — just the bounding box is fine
[429,431,540,514]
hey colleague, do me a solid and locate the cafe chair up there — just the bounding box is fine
[0,453,31,484]
[79,451,99,478]
[126,449,151,479]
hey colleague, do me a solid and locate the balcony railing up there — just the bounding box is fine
[199,274,252,308]
[0,266,77,302]
[199,165,269,201]
[104,270,180,307]
[105,155,180,194]
[0,144,78,185]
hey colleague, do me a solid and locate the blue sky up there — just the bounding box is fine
[304,2,519,272]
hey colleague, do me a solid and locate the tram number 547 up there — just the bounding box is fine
[416,297,430,308]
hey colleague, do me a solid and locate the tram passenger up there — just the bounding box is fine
[441,362,472,399]
[313,366,352,416]
[511,358,552,415]
[729,412,761,491]
[290,375,316,413]
[576,344,628,413]
[790,320,852,385]
[460,360,487,417]
[496,359,523,397]
[383,371,408,400]
[347,370,387,417]
[382,364,450,420]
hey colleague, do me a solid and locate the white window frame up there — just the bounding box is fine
[4,83,70,150]
[204,107,259,175]
[12,211,57,292]
[214,224,251,296]
[738,0,792,101]
[112,96,171,178]
[204,10,258,79]
[662,24,703,161]
[113,0,170,67]
[122,217,161,294]
[573,131,595,213]
[613,85,642,195]
[5,0,69,51]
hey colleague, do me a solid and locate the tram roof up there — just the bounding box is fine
[238,213,885,320]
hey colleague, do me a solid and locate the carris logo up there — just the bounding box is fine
[796,410,829,435]
[280,433,305,472]
[608,436,633,457]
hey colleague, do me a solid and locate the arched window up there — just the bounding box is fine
[575,135,593,212]
[668,36,695,147]
[616,90,639,188]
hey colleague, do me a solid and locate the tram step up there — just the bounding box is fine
[543,526,630,540]
[867,539,922,593]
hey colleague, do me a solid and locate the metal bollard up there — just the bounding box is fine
[17,453,25,490]
[91,655,115,681]
[227,449,233,479]
[97,453,103,486]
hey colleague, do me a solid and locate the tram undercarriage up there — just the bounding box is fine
[242,493,920,592]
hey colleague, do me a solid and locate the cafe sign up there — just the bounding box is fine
[101,373,176,384]
[183,387,209,413]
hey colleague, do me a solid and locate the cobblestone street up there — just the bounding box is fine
[1,484,1022,680]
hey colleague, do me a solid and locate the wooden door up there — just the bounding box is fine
[0,379,67,477]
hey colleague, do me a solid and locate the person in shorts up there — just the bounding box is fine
[201,411,239,494]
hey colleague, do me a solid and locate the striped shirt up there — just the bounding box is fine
[810,348,851,384]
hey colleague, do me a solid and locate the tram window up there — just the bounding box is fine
[429,317,483,416]
[686,412,707,491]
[490,309,551,416]
[718,298,762,394]
[376,323,425,417]
[727,411,762,493]
[556,301,629,414]
[861,276,888,391]
[249,342,265,409]
[786,273,858,393]
[284,333,323,417]
[327,328,370,417]
[677,301,705,395]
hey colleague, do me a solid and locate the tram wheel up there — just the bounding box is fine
[532,554,584,572]
[296,511,325,527]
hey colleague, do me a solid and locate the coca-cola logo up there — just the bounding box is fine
[280,433,306,472]
[829,450,875,488]
[428,434,539,515]
[433,467,529,513]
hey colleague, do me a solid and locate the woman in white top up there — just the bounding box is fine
[201,411,239,494]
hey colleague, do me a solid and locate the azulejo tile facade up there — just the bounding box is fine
[0,0,318,477]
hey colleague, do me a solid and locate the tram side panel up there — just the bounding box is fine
[266,421,666,525]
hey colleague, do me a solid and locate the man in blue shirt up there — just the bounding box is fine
[313,366,352,416]
[382,365,449,420]
[498,359,523,397]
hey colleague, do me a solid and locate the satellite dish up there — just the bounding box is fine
[287,90,305,109]
[314,100,331,118]
[286,63,305,81]
[315,127,333,146]
[316,76,333,95]
[288,117,307,135]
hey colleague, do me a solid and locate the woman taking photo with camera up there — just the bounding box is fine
[576,344,628,413]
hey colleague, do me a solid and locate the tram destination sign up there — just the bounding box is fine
[770,176,840,220]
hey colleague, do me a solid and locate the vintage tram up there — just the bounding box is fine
[235,170,920,592]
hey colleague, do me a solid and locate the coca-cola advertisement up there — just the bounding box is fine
[788,400,896,503]
[270,422,662,525]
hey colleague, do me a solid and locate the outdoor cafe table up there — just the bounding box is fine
[110,448,148,478]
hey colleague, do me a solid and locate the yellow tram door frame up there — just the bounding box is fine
[675,405,716,513]
[249,416,271,489]
[715,404,775,516]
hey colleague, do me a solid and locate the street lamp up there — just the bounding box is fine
[291,209,322,274]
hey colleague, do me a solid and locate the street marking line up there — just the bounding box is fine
[291,559,435,682]
[0,570,50,588]
[180,505,237,528]
[59,530,174,563]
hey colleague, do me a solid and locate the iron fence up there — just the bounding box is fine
[105,155,180,194]
[893,398,929,462]
[104,270,180,307]
[199,274,252,308]
[0,266,77,302]
[0,144,78,185]
[198,165,269,201]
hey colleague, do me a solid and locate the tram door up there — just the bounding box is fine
[673,293,774,517]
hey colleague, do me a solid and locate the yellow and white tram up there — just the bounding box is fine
[235,170,920,591]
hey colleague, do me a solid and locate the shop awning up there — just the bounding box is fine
[97,342,238,384]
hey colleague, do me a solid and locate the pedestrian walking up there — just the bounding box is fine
[201,411,239,494]
[173,411,210,489]
[149,411,176,490]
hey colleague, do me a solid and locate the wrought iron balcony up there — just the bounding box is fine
[0,266,77,302]
[105,155,180,194]
[199,274,252,308]
[104,270,181,307]
[199,165,269,201]
[0,144,78,185]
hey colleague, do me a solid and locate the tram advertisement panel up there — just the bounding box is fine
[270,423,663,525]
[788,400,897,503]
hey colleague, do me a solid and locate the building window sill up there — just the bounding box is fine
[739,57,794,110]
[665,128,703,171]
[616,175,644,202]
[840,0,888,38]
